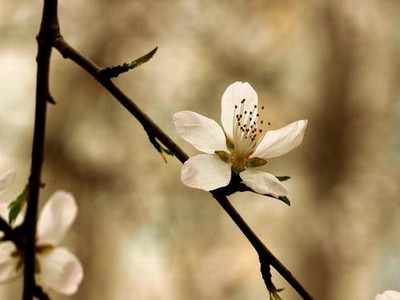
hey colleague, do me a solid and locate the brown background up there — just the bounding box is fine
[1,1,399,299]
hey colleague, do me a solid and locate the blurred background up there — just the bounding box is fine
[1,0,400,299]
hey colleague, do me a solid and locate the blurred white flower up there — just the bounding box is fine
[0,190,83,295]
[173,81,307,196]
[375,290,400,300]
[0,169,15,198]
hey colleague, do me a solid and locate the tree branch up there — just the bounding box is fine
[23,0,59,299]
[52,35,312,299]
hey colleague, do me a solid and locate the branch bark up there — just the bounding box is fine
[23,0,59,299]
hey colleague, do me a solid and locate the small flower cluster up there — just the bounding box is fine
[0,169,83,295]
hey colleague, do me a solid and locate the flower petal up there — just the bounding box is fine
[253,120,308,159]
[181,154,231,191]
[0,169,16,197]
[221,82,258,137]
[375,290,400,300]
[173,111,228,153]
[240,169,288,197]
[37,191,77,246]
[37,247,83,295]
[0,241,21,283]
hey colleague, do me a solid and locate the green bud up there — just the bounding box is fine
[247,157,267,168]
[215,150,231,163]
[126,47,158,70]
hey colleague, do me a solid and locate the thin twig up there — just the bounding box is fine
[53,36,188,163]
[212,190,312,299]
[52,36,312,299]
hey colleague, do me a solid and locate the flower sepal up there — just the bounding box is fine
[275,176,291,182]
[215,151,231,163]
[276,195,290,206]
[246,157,267,168]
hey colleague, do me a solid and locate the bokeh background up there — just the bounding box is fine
[1,1,400,299]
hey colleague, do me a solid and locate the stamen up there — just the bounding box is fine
[230,98,268,165]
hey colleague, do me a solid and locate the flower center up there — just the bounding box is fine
[232,99,265,155]
[216,98,269,174]
[232,99,266,162]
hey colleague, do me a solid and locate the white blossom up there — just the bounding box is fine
[173,81,307,197]
[0,182,83,295]
[375,290,400,300]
